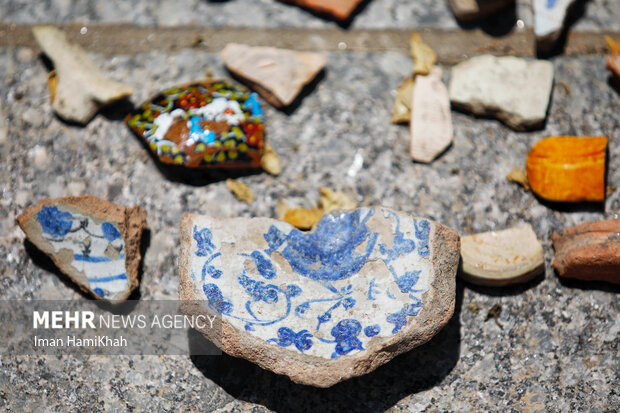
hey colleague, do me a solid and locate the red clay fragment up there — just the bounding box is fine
[279,0,364,21]
[551,218,620,284]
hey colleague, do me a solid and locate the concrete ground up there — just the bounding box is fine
[0,0,618,411]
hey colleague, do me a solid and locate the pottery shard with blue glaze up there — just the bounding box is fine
[179,208,459,387]
[533,0,578,52]
[17,196,147,302]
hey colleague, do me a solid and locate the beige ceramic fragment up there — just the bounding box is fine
[506,167,530,191]
[460,225,544,286]
[283,207,324,230]
[605,36,620,54]
[261,143,282,175]
[221,43,326,108]
[226,179,254,204]
[391,77,415,124]
[32,26,133,124]
[318,187,358,213]
[410,67,452,163]
[410,33,437,76]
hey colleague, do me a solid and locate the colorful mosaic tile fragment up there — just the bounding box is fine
[127,80,265,168]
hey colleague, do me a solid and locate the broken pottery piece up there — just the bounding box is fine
[179,208,459,387]
[506,167,531,191]
[318,187,357,214]
[460,225,544,286]
[17,196,147,302]
[261,143,282,175]
[32,26,133,124]
[449,55,554,131]
[448,0,515,21]
[551,218,620,284]
[226,179,254,204]
[526,136,608,202]
[533,0,577,52]
[391,77,415,124]
[221,43,326,109]
[126,80,265,168]
[410,67,453,163]
[278,0,364,21]
[410,33,437,76]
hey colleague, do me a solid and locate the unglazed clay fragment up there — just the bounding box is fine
[179,208,459,387]
[449,55,554,131]
[318,187,357,213]
[526,136,608,202]
[260,143,282,175]
[533,0,577,52]
[448,0,514,21]
[221,43,326,108]
[606,36,620,84]
[278,0,364,21]
[410,67,453,163]
[226,179,254,204]
[126,80,265,168]
[17,196,146,302]
[32,26,133,124]
[460,225,544,286]
[283,207,325,230]
[391,77,415,124]
[410,33,437,76]
[551,219,620,284]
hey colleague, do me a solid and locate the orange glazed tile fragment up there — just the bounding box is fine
[526,136,608,202]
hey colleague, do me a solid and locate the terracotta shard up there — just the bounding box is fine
[278,0,364,21]
[126,80,265,169]
[226,179,254,204]
[17,195,147,302]
[410,67,453,163]
[179,208,459,387]
[260,143,282,175]
[526,136,608,202]
[551,218,620,284]
[221,43,326,108]
[460,225,544,286]
[32,26,133,124]
[449,55,554,131]
[448,0,515,22]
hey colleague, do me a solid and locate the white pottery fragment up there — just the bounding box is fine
[449,54,554,131]
[221,43,326,108]
[32,26,133,124]
[410,67,453,163]
[460,224,544,286]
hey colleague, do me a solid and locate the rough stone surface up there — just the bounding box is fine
[32,26,133,124]
[460,224,544,286]
[551,218,620,284]
[0,42,618,410]
[449,54,554,130]
[179,208,459,387]
[16,195,146,301]
[533,0,577,52]
[221,43,326,108]
[448,0,515,21]
[278,0,364,21]
[410,67,453,163]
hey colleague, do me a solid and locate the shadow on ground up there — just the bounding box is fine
[189,282,464,412]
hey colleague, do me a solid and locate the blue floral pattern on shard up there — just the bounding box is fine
[36,205,129,300]
[190,208,433,359]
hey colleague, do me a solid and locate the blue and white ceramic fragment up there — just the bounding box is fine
[533,0,577,51]
[179,208,460,387]
[18,196,147,302]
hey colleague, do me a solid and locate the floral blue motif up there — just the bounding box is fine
[37,206,73,238]
[329,319,364,358]
[274,210,378,289]
[194,226,216,256]
[203,283,233,315]
[194,208,431,357]
[268,327,313,352]
[101,222,121,242]
[364,324,381,337]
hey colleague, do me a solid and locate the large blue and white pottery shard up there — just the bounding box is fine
[179,208,460,387]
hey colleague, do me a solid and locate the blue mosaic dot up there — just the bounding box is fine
[93,287,105,297]
[364,324,381,337]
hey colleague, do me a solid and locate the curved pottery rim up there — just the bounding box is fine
[178,208,459,387]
